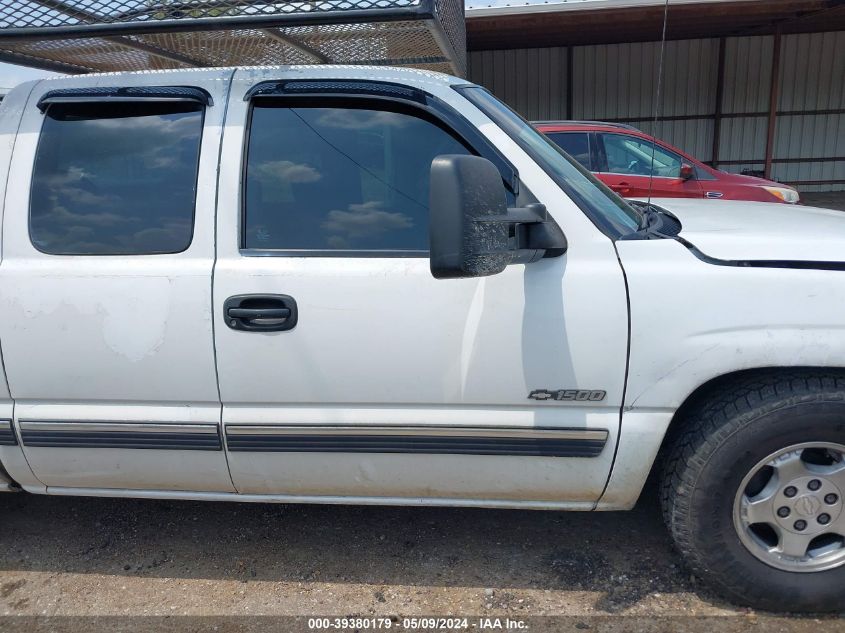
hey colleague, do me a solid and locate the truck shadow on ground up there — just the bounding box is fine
[0,480,718,613]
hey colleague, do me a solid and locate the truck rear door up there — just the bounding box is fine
[0,71,236,493]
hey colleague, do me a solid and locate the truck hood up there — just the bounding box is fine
[643,198,845,263]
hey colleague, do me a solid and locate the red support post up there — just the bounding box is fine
[764,28,781,180]
[711,37,726,168]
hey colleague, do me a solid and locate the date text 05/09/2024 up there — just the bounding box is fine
[307,617,528,630]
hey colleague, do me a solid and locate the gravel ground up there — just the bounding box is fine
[0,480,842,631]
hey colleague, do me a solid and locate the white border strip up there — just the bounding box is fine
[467,0,746,18]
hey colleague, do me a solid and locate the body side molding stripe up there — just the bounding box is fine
[0,419,17,446]
[18,421,222,451]
[225,425,608,457]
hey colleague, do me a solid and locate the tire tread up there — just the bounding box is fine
[660,369,845,611]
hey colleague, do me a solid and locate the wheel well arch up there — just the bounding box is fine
[651,365,845,476]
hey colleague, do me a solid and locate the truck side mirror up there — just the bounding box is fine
[679,163,694,180]
[429,155,567,280]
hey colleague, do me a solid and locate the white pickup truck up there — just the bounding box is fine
[0,66,843,612]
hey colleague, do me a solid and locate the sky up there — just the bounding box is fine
[0,62,58,91]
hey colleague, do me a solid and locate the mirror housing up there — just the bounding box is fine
[429,155,567,280]
[679,163,694,180]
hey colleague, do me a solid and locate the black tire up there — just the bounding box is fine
[661,370,845,613]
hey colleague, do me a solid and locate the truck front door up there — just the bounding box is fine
[212,70,630,506]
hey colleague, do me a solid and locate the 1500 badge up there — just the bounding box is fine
[528,389,606,402]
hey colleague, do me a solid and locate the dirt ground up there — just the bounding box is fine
[0,480,842,632]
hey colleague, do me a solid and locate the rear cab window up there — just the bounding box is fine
[30,100,204,255]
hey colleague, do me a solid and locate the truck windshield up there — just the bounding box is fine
[456,86,642,238]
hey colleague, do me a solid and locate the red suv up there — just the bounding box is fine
[535,121,800,204]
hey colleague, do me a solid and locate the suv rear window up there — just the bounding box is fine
[545,132,592,170]
[30,101,203,255]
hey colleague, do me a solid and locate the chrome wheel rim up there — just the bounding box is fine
[733,442,845,572]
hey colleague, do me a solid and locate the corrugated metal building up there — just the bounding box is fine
[466,0,845,191]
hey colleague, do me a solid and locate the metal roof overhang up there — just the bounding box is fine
[466,0,845,49]
[3,1,844,76]
[0,0,467,76]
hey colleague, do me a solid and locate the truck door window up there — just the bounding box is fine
[30,101,203,255]
[243,102,473,254]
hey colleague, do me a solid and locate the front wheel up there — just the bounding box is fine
[661,371,845,613]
